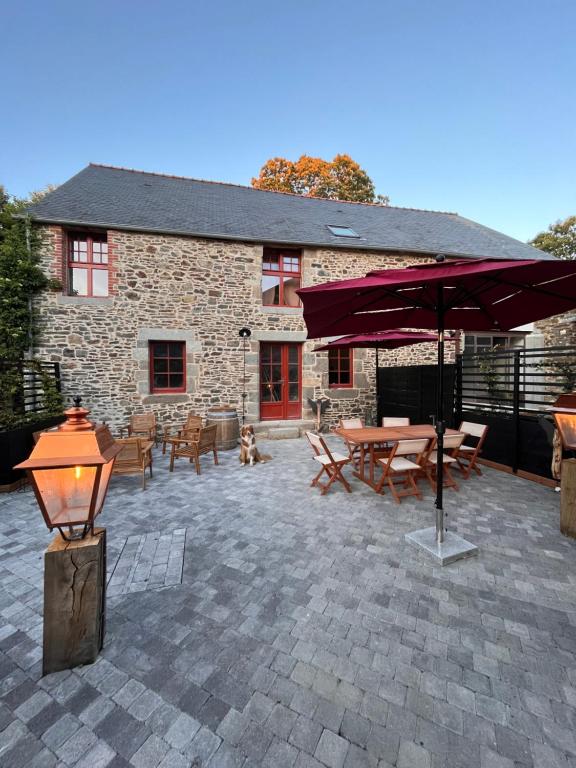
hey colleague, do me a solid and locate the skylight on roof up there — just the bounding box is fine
[327,225,359,238]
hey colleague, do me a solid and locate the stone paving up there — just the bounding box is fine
[1,436,576,768]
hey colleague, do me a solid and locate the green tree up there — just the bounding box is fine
[252,154,389,204]
[531,215,576,260]
[0,188,47,360]
[0,186,64,429]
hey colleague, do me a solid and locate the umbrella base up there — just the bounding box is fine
[405,527,478,566]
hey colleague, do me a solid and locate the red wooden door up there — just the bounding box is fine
[260,343,302,420]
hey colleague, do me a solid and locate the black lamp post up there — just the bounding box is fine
[239,328,252,425]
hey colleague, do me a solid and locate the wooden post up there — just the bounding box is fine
[43,528,106,675]
[560,459,576,539]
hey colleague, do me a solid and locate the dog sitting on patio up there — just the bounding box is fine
[239,425,272,465]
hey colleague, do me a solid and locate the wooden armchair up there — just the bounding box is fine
[120,413,158,444]
[168,424,219,475]
[112,437,154,489]
[162,414,203,454]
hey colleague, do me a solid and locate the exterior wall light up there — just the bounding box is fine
[15,397,120,541]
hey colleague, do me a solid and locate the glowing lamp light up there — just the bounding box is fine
[15,398,121,540]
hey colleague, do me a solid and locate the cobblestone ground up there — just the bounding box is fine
[1,436,576,768]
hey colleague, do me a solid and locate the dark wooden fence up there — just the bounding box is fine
[378,346,576,479]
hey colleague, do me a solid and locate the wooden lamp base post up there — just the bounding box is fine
[43,528,107,675]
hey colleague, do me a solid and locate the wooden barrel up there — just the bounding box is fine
[206,407,240,451]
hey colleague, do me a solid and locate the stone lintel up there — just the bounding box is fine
[252,331,308,342]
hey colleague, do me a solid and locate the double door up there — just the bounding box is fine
[260,343,301,420]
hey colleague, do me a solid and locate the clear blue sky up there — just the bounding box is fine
[2,0,574,242]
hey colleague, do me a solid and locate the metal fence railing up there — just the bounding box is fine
[0,360,62,430]
[456,346,576,476]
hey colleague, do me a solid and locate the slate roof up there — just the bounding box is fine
[26,164,551,261]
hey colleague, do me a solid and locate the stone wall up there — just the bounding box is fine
[34,226,453,432]
[535,312,576,348]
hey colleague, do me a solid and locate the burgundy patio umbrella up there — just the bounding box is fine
[314,330,439,423]
[298,256,576,560]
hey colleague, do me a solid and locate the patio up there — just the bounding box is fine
[1,436,576,768]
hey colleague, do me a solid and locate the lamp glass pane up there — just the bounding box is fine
[32,466,97,526]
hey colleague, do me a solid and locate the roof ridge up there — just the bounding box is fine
[88,163,458,216]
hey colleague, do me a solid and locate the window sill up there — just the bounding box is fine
[326,388,359,400]
[261,305,303,315]
[57,295,113,307]
[142,394,189,404]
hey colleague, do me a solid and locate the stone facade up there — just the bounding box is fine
[34,225,455,433]
[536,312,576,348]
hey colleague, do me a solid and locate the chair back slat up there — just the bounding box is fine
[115,438,142,466]
[131,414,155,430]
[181,425,201,441]
[306,431,324,454]
[395,438,429,456]
[340,418,363,430]
[198,424,217,450]
[459,421,487,439]
[382,417,410,427]
[443,432,466,450]
[184,414,203,429]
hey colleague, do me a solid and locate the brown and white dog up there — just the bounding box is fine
[239,425,272,465]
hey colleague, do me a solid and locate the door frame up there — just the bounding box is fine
[259,342,302,421]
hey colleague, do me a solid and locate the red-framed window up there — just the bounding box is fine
[328,348,353,388]
[67,232,109,297]
[262,248,301,307]
[149,342,186,393]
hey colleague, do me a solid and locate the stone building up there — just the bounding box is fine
[27,164,552,435]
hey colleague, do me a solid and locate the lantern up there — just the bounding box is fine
[15,398,121,540]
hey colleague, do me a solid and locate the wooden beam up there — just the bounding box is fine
[43,528,106,675]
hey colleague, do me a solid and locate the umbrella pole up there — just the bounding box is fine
[375,347,380,426]
[435,284,445,544]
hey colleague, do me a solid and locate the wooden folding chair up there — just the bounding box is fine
[169,424,218,475]
[113,437,154,490]
[381,417,410,427]
[422,433,466,492]
[379,417,411,454]
[375,438,430,503]
[455,421,488,478]
[338,417,364,468]
[306,431,352,495]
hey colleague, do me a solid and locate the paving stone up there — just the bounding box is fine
[289,713,323,754]
[185,725,221,763]
[480,745,514,767]
[41,712,82,750]
[74,740,117,768]
[339,711,371,750]
[164,712,201,750]
[315,728,349,768]
[262,737,299,767]
[55,725,97,764]
[267,703,298,739]
[397,740,431,768]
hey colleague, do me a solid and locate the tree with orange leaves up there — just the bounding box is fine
[252,154,389,204]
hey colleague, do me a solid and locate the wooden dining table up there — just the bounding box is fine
[335,424,459,490]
